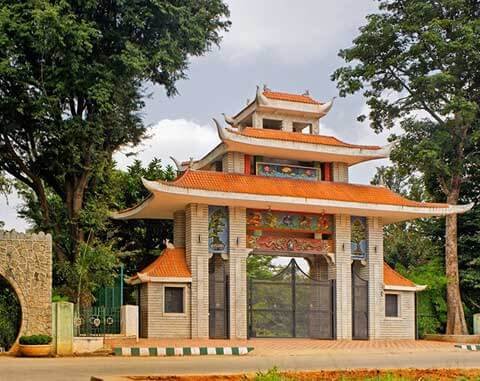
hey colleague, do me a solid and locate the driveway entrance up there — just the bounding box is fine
[247,258,335,339]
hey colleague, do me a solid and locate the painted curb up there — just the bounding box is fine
[455,344,480,351]
[112,346,254,356]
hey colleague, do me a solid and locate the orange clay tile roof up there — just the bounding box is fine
[132,247,191,280]
[383,262,415,287]
[230,127,382,150]
[263,91,321,105]
[164,170,447,209]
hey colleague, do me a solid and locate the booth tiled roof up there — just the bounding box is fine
[383,262,415,287]
[230,127,382,150]
[131,247,191,281]
[165,170,447,209]
[263,91,321,105]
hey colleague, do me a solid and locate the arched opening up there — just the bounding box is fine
[247,253,334,339]
[0,275,22,352]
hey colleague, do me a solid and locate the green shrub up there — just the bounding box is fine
[19,335,52,345]
[254,368,293,381]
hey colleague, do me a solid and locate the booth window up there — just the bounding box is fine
[385,294,399,317]
[164,287,184,314]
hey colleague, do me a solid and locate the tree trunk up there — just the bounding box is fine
[65,171,91,260]
[445,191,468,335]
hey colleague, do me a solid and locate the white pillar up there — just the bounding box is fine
[121,305,139,338]
[334,214,352,339]
[367,217,384,339]
[185,203,209,338]
[228,207,248,339]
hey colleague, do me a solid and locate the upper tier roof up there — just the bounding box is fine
[112,170,472,223]
[263,91,321,105]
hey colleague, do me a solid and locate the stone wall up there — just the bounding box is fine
[0,231,52,350]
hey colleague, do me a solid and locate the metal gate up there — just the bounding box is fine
[209,255,229,339]
[248,258,335,339]
[73,306,120,336]
[352,269,369,339]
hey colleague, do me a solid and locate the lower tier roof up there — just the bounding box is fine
[112,170,471,224]
[127,246,423,291]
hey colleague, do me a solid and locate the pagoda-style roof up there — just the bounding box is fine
[384,262,425,292]
[178,124,392,172]
[263,90,321,105]
[230,87,335,123]
[112,170,472,224]
[127,247,191,284]
[231,127,382,150]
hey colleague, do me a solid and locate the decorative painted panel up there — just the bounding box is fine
[247,209,333,233]
[256,162,320,181]
[208,206,229,254]
[247,234,333,255]
[351,216,368,260]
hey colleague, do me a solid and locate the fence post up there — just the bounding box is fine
[52,302,74,355]
[121,305,139,338]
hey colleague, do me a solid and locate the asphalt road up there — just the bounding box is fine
[0,351,479,381]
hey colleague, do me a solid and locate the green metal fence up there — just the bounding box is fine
[73,305,121,336]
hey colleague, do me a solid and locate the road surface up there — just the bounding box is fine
[0,350,479,381]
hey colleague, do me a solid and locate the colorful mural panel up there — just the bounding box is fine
[247,209,333,233]
[351,216,368,260]
[208,206,229,254]
[247,235,332,255]
[257,162,320,181]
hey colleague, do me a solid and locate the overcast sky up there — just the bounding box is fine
[1,0,392,232]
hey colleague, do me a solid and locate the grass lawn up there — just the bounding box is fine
[127,367,480,380]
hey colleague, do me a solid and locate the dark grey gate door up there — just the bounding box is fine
[352,270,368,339]
[248,258,335,339]
[209,255,229,339]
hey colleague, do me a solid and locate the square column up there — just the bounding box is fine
[228,207,248,339]
[173,210,186,247]
[334,214,352,339]
[185,203,209,338]
[367,217,384,339]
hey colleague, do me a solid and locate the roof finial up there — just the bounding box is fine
[222,112,236,126]
[189,157,194,168]
[164,238,175,249]
[318,96,336,115]
[256,85,270,106]
[303,89,310,96]
[246,98,250,105]
[263,84,270,92]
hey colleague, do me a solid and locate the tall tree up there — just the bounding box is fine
[0,1,230,262]
[333,0,480,334]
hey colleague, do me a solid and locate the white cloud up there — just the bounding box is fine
[114,119,220,169]
[219,0,376,65]
[0,190,29,232]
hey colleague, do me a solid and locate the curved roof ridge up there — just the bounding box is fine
[263,90,322,105]
[129,247,191,282]
[231,127,382,150]
[156,170,447,209]
[383,262,415,287]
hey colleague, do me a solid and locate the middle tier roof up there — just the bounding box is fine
[184,124,393,171]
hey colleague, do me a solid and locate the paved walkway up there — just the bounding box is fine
[105,338,455,355]
[0,349,479,381]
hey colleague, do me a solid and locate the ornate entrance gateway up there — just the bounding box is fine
[248,258,335,339]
